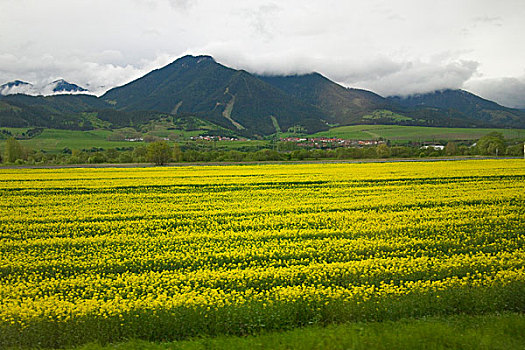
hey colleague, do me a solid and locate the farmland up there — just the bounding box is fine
[1,125,524,155]
[310,125,525,142]
[0,160,524,348]
[3,128,137,151]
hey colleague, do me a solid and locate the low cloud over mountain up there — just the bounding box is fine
[1,1,523,108]
[0,79,88,96]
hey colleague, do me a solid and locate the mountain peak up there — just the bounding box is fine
[195,55,214,63]
[389,88,505,110]
[0,79,88,96]
[173,55,216,65]
[48,79,87,93]
[0,80,35,95]
[101,56,329,135]
[99,56,525,133]
[3,80,33,87]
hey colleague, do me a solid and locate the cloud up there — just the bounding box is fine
[168,0,194,10]
[0,53,175,96]
[347,59,480,97]
[132,0,194,11]
[0,50,492,103]
[245,3,281,39]
[472,15,503,26]
[465,76,525,109]
[0,81,38,96]
[1,0,524,102]
[206,48,479,97]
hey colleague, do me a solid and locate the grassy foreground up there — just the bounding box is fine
[73,313,525,350]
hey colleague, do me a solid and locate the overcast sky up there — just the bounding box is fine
[1,0,524,107]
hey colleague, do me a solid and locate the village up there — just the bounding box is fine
[279,136,385,148]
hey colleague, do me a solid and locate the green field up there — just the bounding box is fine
[0,128,143,152]
[74,313,525,350]
[311,125,525,142]
[1,125,524,154]
[0,128,268,153]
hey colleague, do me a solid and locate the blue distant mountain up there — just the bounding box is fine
[49,79,88,93]
[0,80,34,95]
[0,79,88,95]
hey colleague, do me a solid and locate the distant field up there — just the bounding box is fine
[0,128,268,153]
[1,125,524,153]
[311,125,525,142]
[0,128,143,152]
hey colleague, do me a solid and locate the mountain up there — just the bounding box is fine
[0,79,88,96]
[258,75,525,128]
[389,89,504,111]
[0,80,35,95]
[389,89,525,128]
[2,56,525,134]
[258,73,393,125]
[0,94,113,129]
[102,55,329,135]
[45,79,88,94]
[1,94,109,113]
[0,93,197,131]
[0,90,233,133]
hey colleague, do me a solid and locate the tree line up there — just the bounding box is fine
[1,132,523,166]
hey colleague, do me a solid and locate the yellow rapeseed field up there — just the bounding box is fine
[0,160,524,347]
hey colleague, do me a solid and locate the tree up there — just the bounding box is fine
[143,134,160,143]
[118,152,134,163]
[445,142,458,156]
[4,137,25,163]
[375,144,391,158]
[147,141,172,165]
[132,145,148,163]
[87,152,107,164]
[506,143,524,156]
[105,148,119,162]
[172,143,182,162]
[476,132,505,155]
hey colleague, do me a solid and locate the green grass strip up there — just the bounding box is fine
[67,312,525,350]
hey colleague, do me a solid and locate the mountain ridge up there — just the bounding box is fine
[0,79,89,96]
[102,55,330,135]
[0,80,34,96]
[388,89,525,128]
[258,73,397,125]
[1,55,524,134]
[49,79,88,93]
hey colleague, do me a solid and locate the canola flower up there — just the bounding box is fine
[0,160,524,347]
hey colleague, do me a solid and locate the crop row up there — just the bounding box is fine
[0,160,524,347]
